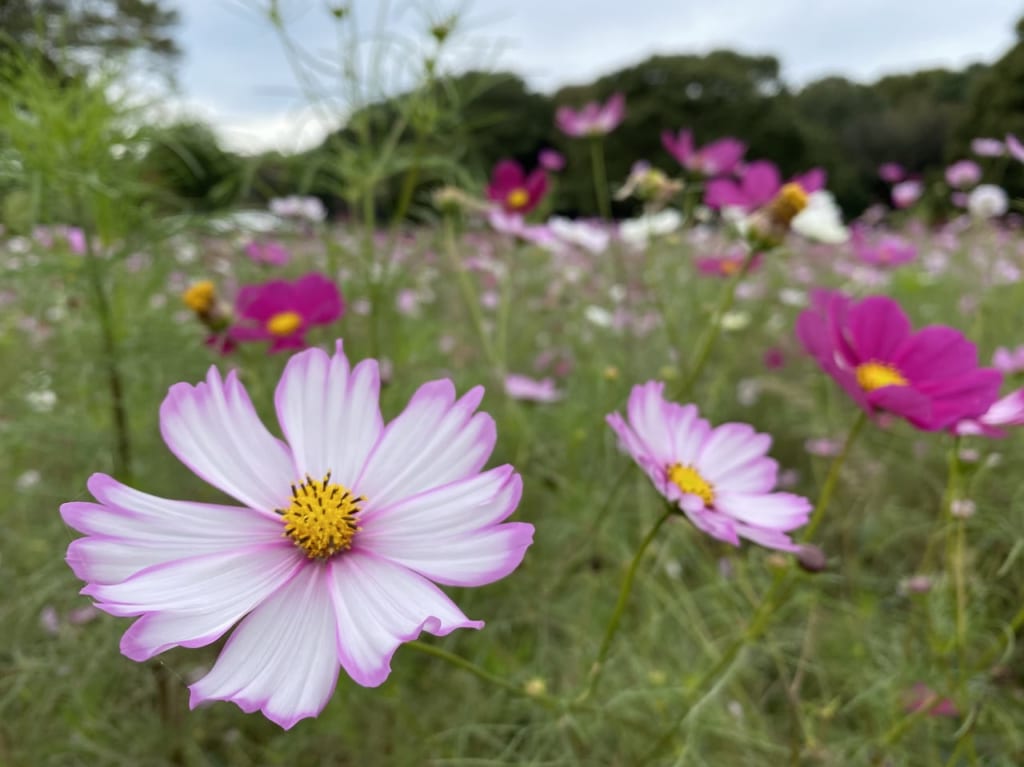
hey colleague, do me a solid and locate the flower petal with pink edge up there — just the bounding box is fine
[274,342,383,486]
[327,552,483,687]
[189,563,339,730]
[697,423,772,482]
[714,491,811,531]
[709,456,778,494]
[160,367,295,512]
[356,381,495,508]
[626,381,677,467]
[61,474,285,584]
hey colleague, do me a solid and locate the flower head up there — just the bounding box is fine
[705,162,825,213]
[61,342,533,728]
[555,92,625,137]
[878,163,906,183]
[607,382,811,551]
[891,180,923,209]
[796,290,1001,430]
[851,229,917,268]
[661,129,746,176]
[971,137,1005,157]
[486,160,548,215]
[269,195,326,223]
[967,184,1008,219]
[244,239,291,266]
[538,149,566,172]
[230,274,343,353]
[504,374,562,403]
[945,160,982,190]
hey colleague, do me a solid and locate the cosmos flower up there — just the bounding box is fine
[967,184,1008,219]
[850,229,917,268]
[230,274,343,353]
[705,162,825,212]
[891,180,923,209]
[796,290,1001,431]
[992,345,1024,375]
[954,388,1024,438]
[945,160,982,190]
[548,216,611,254]
[618,209,683,249]
[661,129,746,176]
[878,163,906,183]
[244,240,291,266]
[504,374,563,403]
[269,195,326,223]
[555,93,626,137]
[486,160,548,215]
[538,149,566,172]
[607,382,811,551]
[1006,134,1024,164]
[60,342,533,728]
[695,249,761,278]
[971,137,1005,157]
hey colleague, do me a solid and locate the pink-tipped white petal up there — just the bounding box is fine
[189,563,339,730]
[327,552,483,687]
[714,491,811,531]
[274,342,383,487]
[84,543,301,618]
[160,367,295,512]
[698,423,772,482]
[61,474,285,584]
[708,456,778,495]
[357,381,495,508]
[667,402,708,465]
[626,382,676,466]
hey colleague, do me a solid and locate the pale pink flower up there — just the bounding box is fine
[556,93,626,137]
[1006,134,1024,163]
[61,342,533,728]
[504,374,562,403]
[971,138,1005,157]
[945,160,982,190]
[607,382,811,551]
[891,180,923,209]
[992,345,1024,375]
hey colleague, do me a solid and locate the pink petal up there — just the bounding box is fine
[667,403,711,465]
[356,381,495,509]
[327,552,483,687]
[189,563,339,730]
[710,456,778,494]
[698,423,772,481]
[274,342,383,487]
[160,367,296,512]
[847,296,912,362]
[625,381,676,467]
[714,491,811,531]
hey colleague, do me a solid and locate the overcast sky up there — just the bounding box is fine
[172,0,1022,153]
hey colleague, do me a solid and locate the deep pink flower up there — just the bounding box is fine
[230,274,343,353]
[60,342,533,728]
[850,228,917,268]
[555,93,625,137]
[244,239,291,266]
[904,684,959,718]
[945,160,982,190]
[607,382,811,551]
[538,149,566,172]
[661,129,746,176]
[763,347,785,370]
[504,374,562,403]
[796,290,1001,431]
[878,163,905,183]
[891,180,923,209]
[704,161,825,211]
[486,160,548,214]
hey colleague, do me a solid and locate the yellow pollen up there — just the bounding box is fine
[182,280,215,314]
[280,473,364,559]
[506,188,530,209]
[855,361,908,391]
[768,182,810,227]
[668,463,715,506]
[266,310,303,337]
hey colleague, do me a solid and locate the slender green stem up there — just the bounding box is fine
[673,248,758,400]
[799,411,868,543]
[640,412,866,761]
[578,509,674,702]
[589,137,611,220]
[405,641,562,710]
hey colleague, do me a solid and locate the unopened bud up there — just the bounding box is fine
[796,544,827,573]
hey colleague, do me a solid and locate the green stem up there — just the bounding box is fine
[673,249,758,400]
[640,412,866,761]
[405,641,562,710]
[589,137,611,220]
[799,411,868,543]
[578,509,674,702]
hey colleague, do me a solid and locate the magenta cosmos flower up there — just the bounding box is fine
[486,159,548,215]
[661,129,745,176]
[796,290,1001,431]
[60,342,533,728]
[850,228,917,268]
[555,92,625,137]
[244,239,291,266]
[230,273,343,353]
[704,161,825,211]
[607,382,811,551]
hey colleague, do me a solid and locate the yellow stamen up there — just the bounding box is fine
[280,473,364,559]
[506,188,530,209]
[182,280,216,314]
[855,361,908,391]
[668,463,715,506]
[266,310,303,337]
[768,182,810,227]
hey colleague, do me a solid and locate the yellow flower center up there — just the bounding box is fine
[266,310,303,337]
[506,188,530,209]
[280,473,364,559]
[668,463,715,506]
[855,361,908,391]
[768,182,810,227]
[182,280,215,313]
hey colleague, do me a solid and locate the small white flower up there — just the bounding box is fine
[791,191,849,244]
[967,184,1008,219]
[618,209,682,249]
[26,389,57,413]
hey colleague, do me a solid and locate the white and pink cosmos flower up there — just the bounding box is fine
[607,382,811,551]
[61,342,533,729]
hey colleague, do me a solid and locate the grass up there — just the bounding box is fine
[2,214,1024,767]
